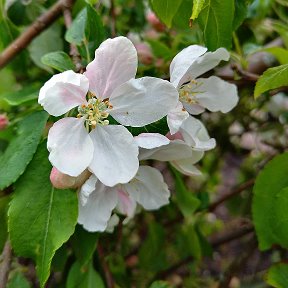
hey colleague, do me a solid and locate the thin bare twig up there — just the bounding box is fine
[0,0,75,69]
[0,241,12,288]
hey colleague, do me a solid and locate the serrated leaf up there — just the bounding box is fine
[149,0,183,28]
[67,260,105,288]
[254,64,288,98]
[41,51,75,72]
[197,0,234,50]
[252,153,288,250]
[171,168,201,218]
[191,0,206,20]
[1,84,40,106]
[266,263,288,288]
[0,111,48,189]
[8,143,78,287]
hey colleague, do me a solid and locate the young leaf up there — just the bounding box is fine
[149,0,183,28]
[265,263,288,288]
[0,111,48,190]
[252,153,288,250]
[66,260,105,288]
[41,51,75,72]
[197,0,235,50]
[8,143,78,288]
[7,272,31,288]
[262,47,288,65]
[191,0,206,21]
[254,64,288,98]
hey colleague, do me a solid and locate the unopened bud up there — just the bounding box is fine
[146,11,166,32]
[0,114,9,130]
[135,43,153,65]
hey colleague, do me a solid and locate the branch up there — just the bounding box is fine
[0,241,12,288]
[0,0,75,69]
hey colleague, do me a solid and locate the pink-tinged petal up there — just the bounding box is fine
[194,76,239,113]
[84,37,137,99]
[167,102,189,134]
[39,70,89,116]
[78,181,118,232]
[79,174,98,206]
[171,154,203,176]
[109,77,178,127]
[139,140,193,161]
[180,116,216,150]
[89,125,139,187]
[134,133,169,149]
[186,48,230,80]
[123,166,170,210]
[170,45,207,88]
[47,117,94,176]
[116,188,137,217]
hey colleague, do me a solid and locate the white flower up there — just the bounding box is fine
[39,36,178,187]
[78,166,170,232]
[167,45,239,134]
[136,115,216,176]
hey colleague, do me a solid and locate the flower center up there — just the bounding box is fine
[179,79,204,105]
[77,97,112,129]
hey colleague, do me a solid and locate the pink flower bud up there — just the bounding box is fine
[166,131,184,141]
[50,167,91,189]
[135,43,153,65]
[0,114,9,130]
[146,11,166,32]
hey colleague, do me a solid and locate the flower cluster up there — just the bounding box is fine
[39,36,238,232]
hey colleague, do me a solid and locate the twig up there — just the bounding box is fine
[109,0,116,37]
[97,244,115,288]
[208,179,255,212]
[231,63,260,82]
[0,241,12,288]
[0,0,75,69]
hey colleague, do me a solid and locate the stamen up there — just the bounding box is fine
[179,79,204,105]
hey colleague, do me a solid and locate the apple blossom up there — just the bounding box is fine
[136,115,216,176]
[39,36,178,187]
[78,166,170,232]
[167,45,239,134]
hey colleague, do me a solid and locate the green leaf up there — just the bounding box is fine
[7,272,31,288]
[41,51,75,72]
[0,195,10,251]
[8,143,78,287]
[262,47,288,65]
[65,5,105,59]
[197,0,235,50]
[149,0,183,28]
[254,64,288,98]
[147,39,173,61]
[66,261,105,288]
[0,111,48,190]
[233,0,249,30]
[266,263,288,288]
[171,168,201,218]
[150,281,172,288]
[191,0,206,20]
[70,225,98,266]
[1,84,40,106]
[252,153,288,250]
[28,23,63,73]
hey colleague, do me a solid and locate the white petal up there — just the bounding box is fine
[109,77,178,127]
[134,133,169,149]
[139,140,193,161]
[79,174,98,206]
[183,102,205,115]
[124,166,170,210]
[180,116,216,150]
[195,76,239,113]
[186,48,230,80]
[84,37,137,99]
[78,183,118,232]
[167,102,189,134]
[89,125,139,187]
[47,117,94,176]
[39,70,89,116]
[116,188,137,217]
[171,156,203,176]
[170,45,207,88]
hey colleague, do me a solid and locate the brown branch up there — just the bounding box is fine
[0,241,12,288]
[0,0,75,69]
[208,179,255,212]
[97,244,115,288]
[109,0,116,37]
